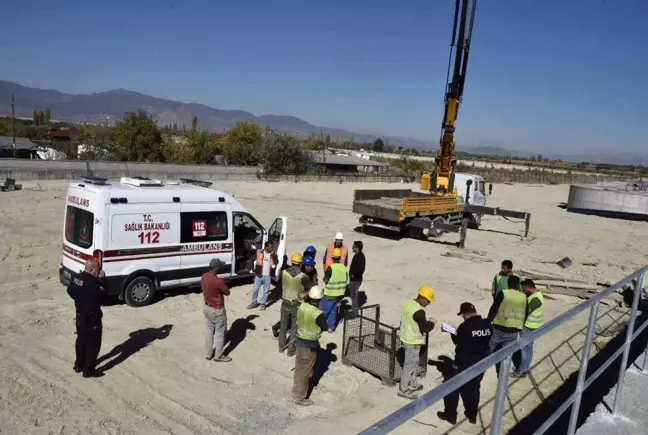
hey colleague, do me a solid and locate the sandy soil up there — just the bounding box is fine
[1,181,646,435]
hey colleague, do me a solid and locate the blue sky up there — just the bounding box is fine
[2,0,647,156]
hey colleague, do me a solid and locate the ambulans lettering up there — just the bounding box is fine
[181,243,224,252]
[68,195,90,207]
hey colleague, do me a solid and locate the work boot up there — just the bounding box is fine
[410,384,424,392]
[213,355,232,363]
[294,398,313,406]
[247,302,259,310]
[73,365,82,373]
[272,324,279,339]
[82,370,104,379]
[511,370,528,378]
[397,390,419,400]
[464,412,477,425]
[437,411,457,425]
[260,304,266,311]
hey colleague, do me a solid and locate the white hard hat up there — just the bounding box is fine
[308,285,323,300]
[335,232,344,240]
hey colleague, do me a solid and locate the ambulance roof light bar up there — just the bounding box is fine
[79,176,108,186]
[120,176,164,187]
[179,178,213,188]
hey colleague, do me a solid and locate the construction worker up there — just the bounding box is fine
[303,245,317,263]
[292,285,330,406]
[489,183,493,196]
[491,260,522,299]
[67,259,106,378]
[279,253,313,356]
[398,285,436,400]
[487,275,527,376]
[512,279,544,377]
[320,248,348,332]
[247,242,277,310]
[323,232,348,270]
[438,303,492,425]
[348,241,366,311]
[301,255,318,285]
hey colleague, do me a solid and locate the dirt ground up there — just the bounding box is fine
[0,180,646,435]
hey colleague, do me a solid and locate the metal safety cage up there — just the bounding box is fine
[360,265,648,435]
[341,304,428,386]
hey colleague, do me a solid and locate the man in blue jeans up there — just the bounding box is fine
[248,243,277,310]
[512,279,544,377]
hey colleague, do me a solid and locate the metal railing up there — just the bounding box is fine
[360,265,648,435]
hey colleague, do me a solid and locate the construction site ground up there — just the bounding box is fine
[1,181,646,435]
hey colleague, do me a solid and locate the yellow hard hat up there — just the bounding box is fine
[291,252,303,264]
[418,285,436,302]
[332,248,342,258]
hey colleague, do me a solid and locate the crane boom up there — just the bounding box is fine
[431,0,478,196]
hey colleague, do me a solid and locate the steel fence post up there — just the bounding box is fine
[489,355,511,435]
[613,273,644,415]
[567,302,600,435]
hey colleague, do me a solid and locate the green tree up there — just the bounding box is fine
[113,110,163,162]
[32,110,38,125]
[221,121,262,165]
[191,116,198,131]
[372,138,385,152]
[261,127,312,174]
[44,108,51,124]
[74,124,115,160]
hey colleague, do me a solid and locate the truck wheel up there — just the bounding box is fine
[468,213,482,230]
[408,217,430,240]
[124,276,157,307]
[429,216,445,238]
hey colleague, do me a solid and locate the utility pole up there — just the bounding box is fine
[11,94,16,159]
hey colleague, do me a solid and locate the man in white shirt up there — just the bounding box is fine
[248,243,276,310]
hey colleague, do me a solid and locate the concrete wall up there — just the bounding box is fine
[0,159,261,182]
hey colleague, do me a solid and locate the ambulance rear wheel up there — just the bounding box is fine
[124,276,157,307]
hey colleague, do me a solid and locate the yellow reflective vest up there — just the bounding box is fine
[297,302,323,342]
[399,299,425,345]
[324,263,347,297]
[493,289,527,330]
[525,292,544,329]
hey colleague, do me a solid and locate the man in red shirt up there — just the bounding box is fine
[202,258,232,362]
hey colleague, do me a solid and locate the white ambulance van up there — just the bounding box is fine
[59,176,287,307]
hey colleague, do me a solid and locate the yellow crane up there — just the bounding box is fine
[352,0,531,246]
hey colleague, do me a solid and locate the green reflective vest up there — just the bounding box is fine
[492,274,524,296]
[282,269,305,301]
[297,302,323,342]
[525,292,544,329]
[324,263,347,297]
[493,289,527,330]
[399,299,425,345]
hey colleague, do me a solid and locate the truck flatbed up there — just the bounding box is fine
[353,189,464,223]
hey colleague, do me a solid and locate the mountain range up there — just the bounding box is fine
[0,80,435,149]
[0,80,645,165]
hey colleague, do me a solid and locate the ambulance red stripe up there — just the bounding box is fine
[103,249,232,263]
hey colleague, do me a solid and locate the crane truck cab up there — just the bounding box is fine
[453,172,486,228]
[59,176,288,307]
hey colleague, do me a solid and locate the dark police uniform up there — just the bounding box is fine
[443,314,492,422]
[67,271,105,377]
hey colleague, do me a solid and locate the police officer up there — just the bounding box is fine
[67,259,106,378]
[438,303,492,425]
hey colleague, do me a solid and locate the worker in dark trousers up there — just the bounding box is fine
[438,303,492,425]
[67,259,106,378]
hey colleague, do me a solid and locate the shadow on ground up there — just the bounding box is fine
[97,324,173,372]
[224,315,258,356]
[308,343,338,397]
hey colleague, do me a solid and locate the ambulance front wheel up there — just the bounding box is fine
[124,276,157,307]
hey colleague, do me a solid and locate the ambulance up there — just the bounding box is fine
[59,176,288,307]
